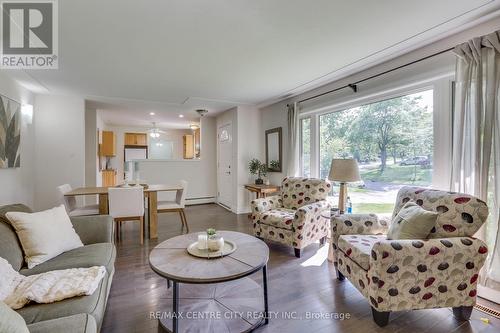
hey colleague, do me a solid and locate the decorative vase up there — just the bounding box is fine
[207,234,224,252]
[255,178,264,185]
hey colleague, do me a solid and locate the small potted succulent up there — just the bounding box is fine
[206,228,224,252]
[249,158,267,185]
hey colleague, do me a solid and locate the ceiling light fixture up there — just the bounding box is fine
[196,109,208,117]
[179,114,184,118]
[149,122,164,138]
[190,124,199,130]
[149,112,155,116]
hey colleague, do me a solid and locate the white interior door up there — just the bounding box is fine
[217,123,233,209]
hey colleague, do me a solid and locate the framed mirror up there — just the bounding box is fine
[265,127,282,172]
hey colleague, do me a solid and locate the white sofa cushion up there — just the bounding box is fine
[5,205,83,269]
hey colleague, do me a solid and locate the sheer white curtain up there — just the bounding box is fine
[286,102,300,176]
[451,30,500,300]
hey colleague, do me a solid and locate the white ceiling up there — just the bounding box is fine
[7,0,500,126]
[90,99,202,129]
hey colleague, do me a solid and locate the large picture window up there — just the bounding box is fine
[306,89,434,214]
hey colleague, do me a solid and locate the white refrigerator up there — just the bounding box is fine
[124,148,147,181]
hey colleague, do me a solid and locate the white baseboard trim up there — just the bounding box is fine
[236,207,251,215]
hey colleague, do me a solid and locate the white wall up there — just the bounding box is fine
[85,107,98,189]
[136,116,217,203]
[0,72,35,207]
[215,106,262,214]
[34,95,85,210]
[83,106,102,204]
[236,106,262,214]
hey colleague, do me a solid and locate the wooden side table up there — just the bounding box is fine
[244,184,281,218]
[244,184,280,199]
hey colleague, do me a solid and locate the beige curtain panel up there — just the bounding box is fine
[451,30,500,298]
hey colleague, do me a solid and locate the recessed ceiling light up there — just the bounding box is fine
[149,112,155,116]
[179,114,184,118]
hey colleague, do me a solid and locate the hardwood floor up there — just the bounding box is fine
[102,204,500,333]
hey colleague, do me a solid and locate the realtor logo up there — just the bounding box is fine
[1,0,58,68]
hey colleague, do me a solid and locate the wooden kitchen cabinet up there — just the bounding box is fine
[100,131,116,156]
[102,169,116,187]
[135,133,147,146]
[124,133,135,146]
[183,134,194,159]
[125,133,147,146]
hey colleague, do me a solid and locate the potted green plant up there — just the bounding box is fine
[206,228,224,251]
[207,228,216,237]
[249,158,267,185]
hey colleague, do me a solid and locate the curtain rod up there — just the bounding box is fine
[296,47,455,104]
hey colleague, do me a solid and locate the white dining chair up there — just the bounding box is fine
[57,184,99,217]
[108,187,145,244]
[157,180,189,233]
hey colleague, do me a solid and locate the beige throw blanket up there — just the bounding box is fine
[0,257,105,309]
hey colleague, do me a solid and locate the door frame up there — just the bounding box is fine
[216,121,235,212]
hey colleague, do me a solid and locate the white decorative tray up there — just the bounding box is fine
[187,240,237,259]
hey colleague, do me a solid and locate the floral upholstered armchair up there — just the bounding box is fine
[251,177,332,257]
[331,186,489,327]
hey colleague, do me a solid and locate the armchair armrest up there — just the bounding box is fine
[332,213,388,245]
[333,213,389,236]
[292,200,332,248]
[71,215,114,245]
[250,195,282,214]
[368,237,488,311]
[294,201,332,229]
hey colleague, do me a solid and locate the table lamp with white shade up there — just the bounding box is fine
[328,158,361,214]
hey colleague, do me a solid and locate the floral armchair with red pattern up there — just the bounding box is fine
[331,186,489,327]
[251,177,332,257]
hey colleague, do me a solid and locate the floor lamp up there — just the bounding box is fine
[328,159,361,214]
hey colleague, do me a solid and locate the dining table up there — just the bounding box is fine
[64,184,183,239]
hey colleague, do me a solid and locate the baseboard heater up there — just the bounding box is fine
[185,197,216,205]
[217,202,232,211]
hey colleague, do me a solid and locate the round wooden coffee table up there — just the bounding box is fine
[149,231,269,333]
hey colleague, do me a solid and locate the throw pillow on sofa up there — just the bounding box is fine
[5,205,83,269]
[387,201,438,240]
